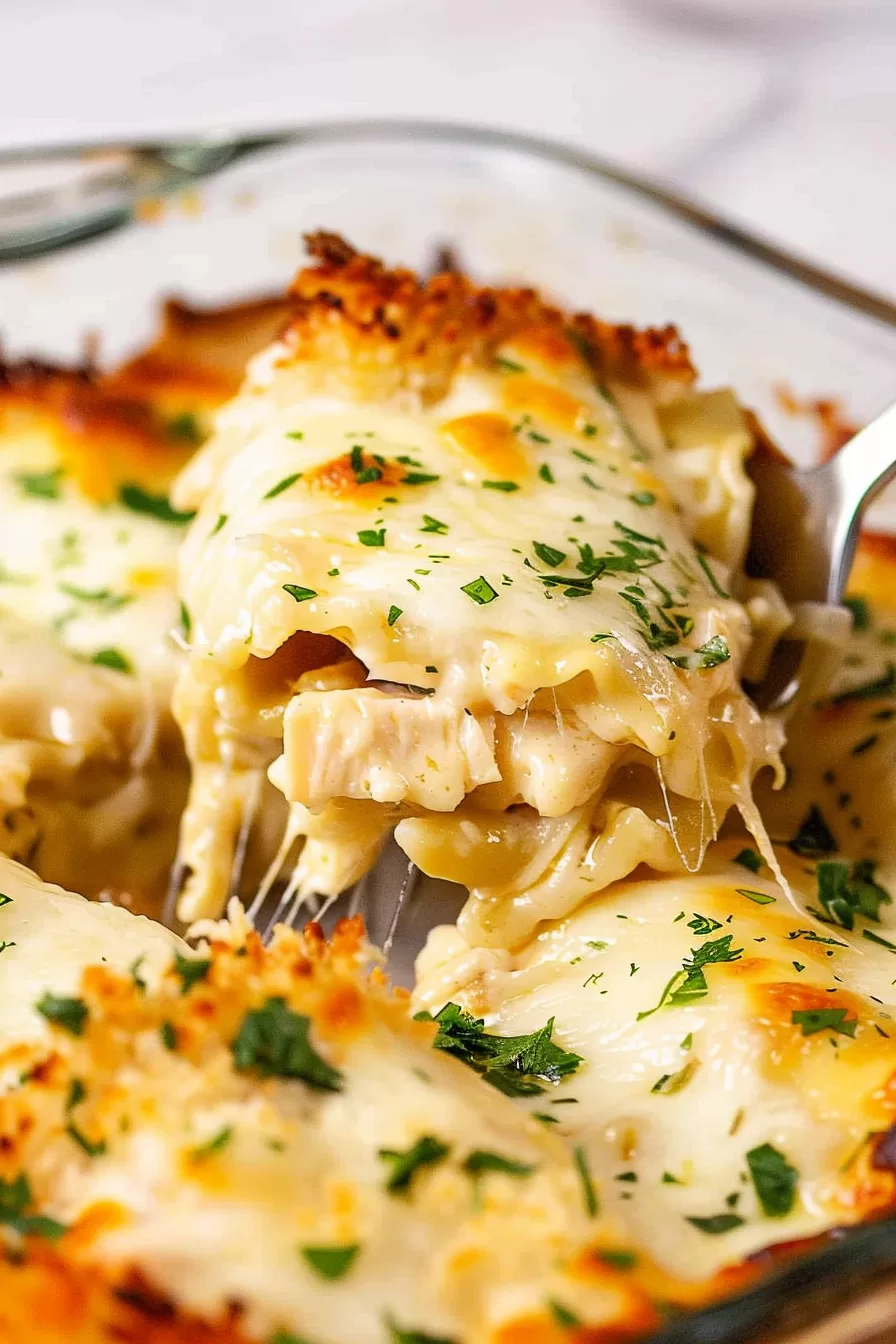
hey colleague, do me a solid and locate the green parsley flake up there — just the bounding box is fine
[0,1174,67,1240]
[118,483,195,525]
[630,491,656,506]
[402,472,440,486]
[179,601,192,639]
[379,1135,450,1193]
[166,411,203,444]
[462,1150,535,1179]
[300,1243,360,1280]
[188,1126,234,1162]
[533,541,567,568]
[547,1301,581,1329]
[734,848,763,874]
[15,467,64,500]
[421,515,448,534]
[864,929,896,952]
[173,954,211,994]
[790,805,837,857]
[36,993,88,1036]
[461,576,498,606]
[357,528,385,547]
[737,888,776,906]
[650,1059,699,1095]
[538,464,555,483]
[90,647,133,674]
[746,1143,798,1217]
[285,430,305,441]
[416,1002,582,1097]
[387,605,402,627]
[211,513,228,536]
[495,355,524,373]
[387,1316,457,1344]
[574,1144,599,1217]
[264,472,303,500]
[696,551,729,599]
[791,1007,857,1038]
[58,582,131,611]
[283,583,318,604]
[66,1122,106,1158]
[482,480,519,492]
[232,997,343,1091]
[687,1213,745,1234]
[160,1021,177,1050]
[637,935,743,1020]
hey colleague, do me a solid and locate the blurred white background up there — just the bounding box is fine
[0,0,895,296]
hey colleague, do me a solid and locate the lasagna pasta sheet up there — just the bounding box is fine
[173,233,785,927]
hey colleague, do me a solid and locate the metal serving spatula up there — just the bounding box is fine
[746,399,896,709]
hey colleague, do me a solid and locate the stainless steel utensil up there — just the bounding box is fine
[747,400,896,708]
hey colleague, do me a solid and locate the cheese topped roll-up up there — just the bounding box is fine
[0,295,291,909]
[173,233,786,930]
[0,855,693,1344]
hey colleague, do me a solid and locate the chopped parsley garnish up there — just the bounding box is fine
[36,993,88,1036]
[630,491,656,506]
[637,935,743,1020]
[300,1243,360,1280]
[737,888,776,906]
[650,1059,699,1095]
[264,472,303,500]
[421,514,448,534]
[118,483,196,525]
[90,647,133,674]
[402,472,440,486]
[790,805,837,857]
[687,913,722,936]
[696,551,729,599]
[349,444,383,484]
[538,464,555,483]
[734,848,763,873]
[283,583,318,603]
[166,411,203,444]
[667,635,731,671]
[573,1144,599,1217]
[189,1126,233,1161]
[460,576,498,606]
[415,1002,582,1096]
[843,596,870,630]
[160,1021,177,1050]
[791,1007,857,1038]
[814,858,891,930]
[462,1150,535,1179]
[387,605,402,627]
[687,1213,744,1234]
[379,1135,450,1193]
[232,997,343,1091]
[358,528,386,547]
[596,1249,637,1270]
[864,929,896,952]
[58,582,131,611]
[15,467,64,500]
[547,1301,581,1329]
[0,1174,67,1240]
[211,513,228,536]
[285,430,305,441]
[746,1143,798,1217]
[386,1316,457,1344]
[533,541,567,568]
[482,480,519,492]
[173,953,211,994]
[495,355,524,373]
[66,1122,106,1158]
[179,600,192,639]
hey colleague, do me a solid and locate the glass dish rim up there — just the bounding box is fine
[4,114,896,1342]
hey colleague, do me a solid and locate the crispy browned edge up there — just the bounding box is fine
[274,231,695,404]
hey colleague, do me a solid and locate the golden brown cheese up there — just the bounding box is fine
[172,233,785,927]
[0,857,682,1344]
[0,296,292,906]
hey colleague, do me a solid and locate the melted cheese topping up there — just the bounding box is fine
[0,874,669,1344]
[414,841,896,1284]
[172,246,783,924]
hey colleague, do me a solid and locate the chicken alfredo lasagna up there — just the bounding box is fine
[173,233,787,929]
[0,295,289,907]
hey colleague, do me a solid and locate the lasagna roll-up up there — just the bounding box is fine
[0,296,290,909]
[173,234,785,931]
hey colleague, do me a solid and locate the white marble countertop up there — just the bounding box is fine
[1,0,894,298]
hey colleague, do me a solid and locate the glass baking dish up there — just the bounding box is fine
[1,121,894,1344]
